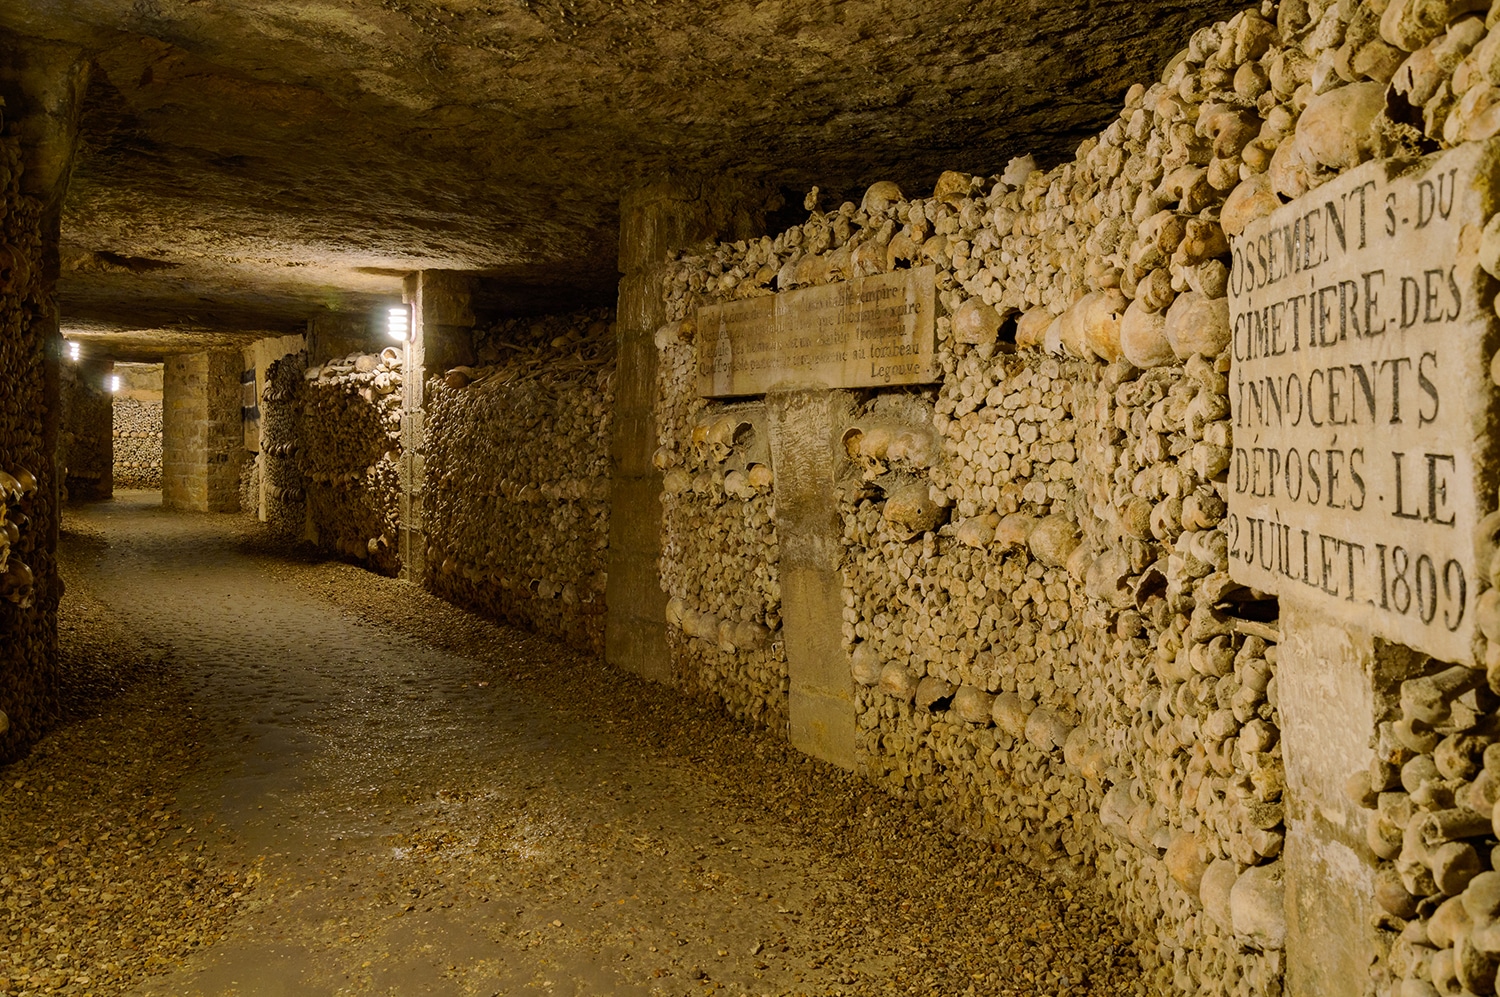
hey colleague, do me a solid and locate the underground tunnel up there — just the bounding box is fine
[3,0,1500,993]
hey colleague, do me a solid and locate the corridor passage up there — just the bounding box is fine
[1,496,1141,997]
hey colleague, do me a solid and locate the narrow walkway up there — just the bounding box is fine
[3,495,1142,997]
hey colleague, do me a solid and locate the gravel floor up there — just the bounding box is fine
[1,493,1147,996]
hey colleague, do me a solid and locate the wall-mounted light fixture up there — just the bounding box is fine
[387,305,410,342]
[109,375,121,393]
[68,341,80,362]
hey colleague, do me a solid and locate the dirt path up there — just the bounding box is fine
[2,494,1144,997]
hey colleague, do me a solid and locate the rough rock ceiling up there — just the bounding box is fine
[2,0,1242,360]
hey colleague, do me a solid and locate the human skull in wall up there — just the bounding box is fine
[0,468,36,607]
[652,379,786,726]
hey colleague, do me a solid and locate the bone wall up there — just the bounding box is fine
[113,399,163,490]
[0,85,61,762]
[652,367,788,728]
[58,360,113,501]
[644,1,1500,991]
[296,350,403,575]
[423,310,614,655]
[254,349,403,572]
[259,353,308,540]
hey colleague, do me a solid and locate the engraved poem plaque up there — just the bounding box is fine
[1227,142,1500,663]
[696,266,937,397]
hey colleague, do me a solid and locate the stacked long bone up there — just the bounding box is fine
[297,349,403,574]
[259,354,308,538]
[656,409,786,727]
[425,309,613,654]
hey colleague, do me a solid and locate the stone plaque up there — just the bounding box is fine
[697,266,937,397]
[1227,141,1500,664]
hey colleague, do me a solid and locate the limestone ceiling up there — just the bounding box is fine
[2,0,1242,359]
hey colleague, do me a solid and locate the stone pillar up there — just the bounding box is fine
[399,271,475,584]
[162,350,246,512]
[1278,603,1423,996]
[0,32,88,759]
[766,389,857,769]
[608,179,773,684]
[608,181,726,682]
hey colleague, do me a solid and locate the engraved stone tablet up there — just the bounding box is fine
[1227,141,1500,664]
[697,266,937,397]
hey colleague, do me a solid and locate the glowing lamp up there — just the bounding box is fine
[387,306,410,342]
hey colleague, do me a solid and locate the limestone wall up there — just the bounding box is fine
[424,309,614,655]
[645,1,1500,992]
[0,97,60,761]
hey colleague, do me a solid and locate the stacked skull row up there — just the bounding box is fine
[0,468,38,608]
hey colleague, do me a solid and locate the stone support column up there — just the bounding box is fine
[162,350,246,512]
[607,180,745,682]
[399,271,475,584]
[1277,603,1425,996]
[765,389,857,768]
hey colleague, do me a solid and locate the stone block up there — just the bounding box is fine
[1277,601,1416,996]
[766,388,855,771]
[607,474,665,554]
[789,687,856,772]
[604,615,671,684]
[619,190,710,274]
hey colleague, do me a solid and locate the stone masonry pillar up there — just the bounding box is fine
[765,389,857,769]
[608,180,749,682]
[161,349,245,512]
[399,271,475,585]
[1278,604,1427,996]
